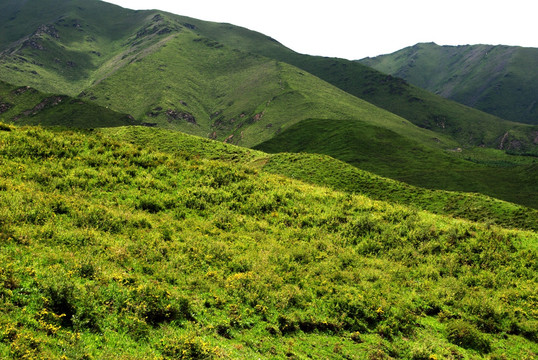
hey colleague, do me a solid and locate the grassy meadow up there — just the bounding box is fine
[104,126,538,231]
[254,119,538,209]
[0,123,536,359]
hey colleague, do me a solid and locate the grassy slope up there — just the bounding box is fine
[82,27,457,151]
[103,126,538,231]
[0,0,156,94]
[174,18,538,153]
[0,1,452,151]
[0,80,138,128]
[0,1,536,209]
[360,43,538,125]
[0,124,537,359]
[1,2,536,153]
[254,118,538,209]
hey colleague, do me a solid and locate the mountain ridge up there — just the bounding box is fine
[359,42,538,125]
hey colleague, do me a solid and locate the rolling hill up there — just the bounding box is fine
[1,0,537,153]
[359,42,538,125]
[0,1,537,358]
[0,123,536,359]
[176,19,538,153]
[103,125,538,231]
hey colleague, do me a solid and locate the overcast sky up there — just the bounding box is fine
[103,0,537,60]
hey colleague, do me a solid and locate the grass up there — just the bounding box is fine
[182,20,538,153]
[0,0,154,94]
[360,42,538,125]
[0,123,537,360]
[103,125,538,231]
[1,1,537,155]
[1,0,537,213]
[254,118,538,209]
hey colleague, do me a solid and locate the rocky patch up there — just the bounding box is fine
[22,96,65,116]
[22,39,44,50]
[165,109,196,124]
[34,24,60,39]
[12,86,35,96]
[0,103,13,114]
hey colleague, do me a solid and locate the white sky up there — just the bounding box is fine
[103,0,537,60]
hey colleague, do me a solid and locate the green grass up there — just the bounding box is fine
[103,125,538,231]
[0,123,537,359]
[1,0,537,213]
[360,42,538,125]
[180,20,538,153]
[254,118,538,209]
[2,1,537,155]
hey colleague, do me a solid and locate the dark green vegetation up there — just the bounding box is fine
[254,118,538,209]
[360,42,538,125]
[0,80,137,128]
[1,124,537,359]
[183,21,538,152]
[1,0,538,211]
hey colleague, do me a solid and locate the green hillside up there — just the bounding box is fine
[1,0,537,154]
[360,42,538,125]
[0,80,137,128]
[0,0,154,94]
[1,124,537,359]
[103,125,538,231]
[82,30,457,151]
[174,18,538,153]
[254,118,538,209]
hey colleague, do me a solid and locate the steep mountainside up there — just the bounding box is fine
[359,42,538,125]
[175,19,538,152]
[1,0,537,154]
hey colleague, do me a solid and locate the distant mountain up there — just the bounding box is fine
[359,42,538,125]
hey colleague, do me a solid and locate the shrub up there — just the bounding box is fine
[0,122,14,132]
[135,285,194,325]
[446,319,491,353]
[43,281,77,327]
[158,335,219,359]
